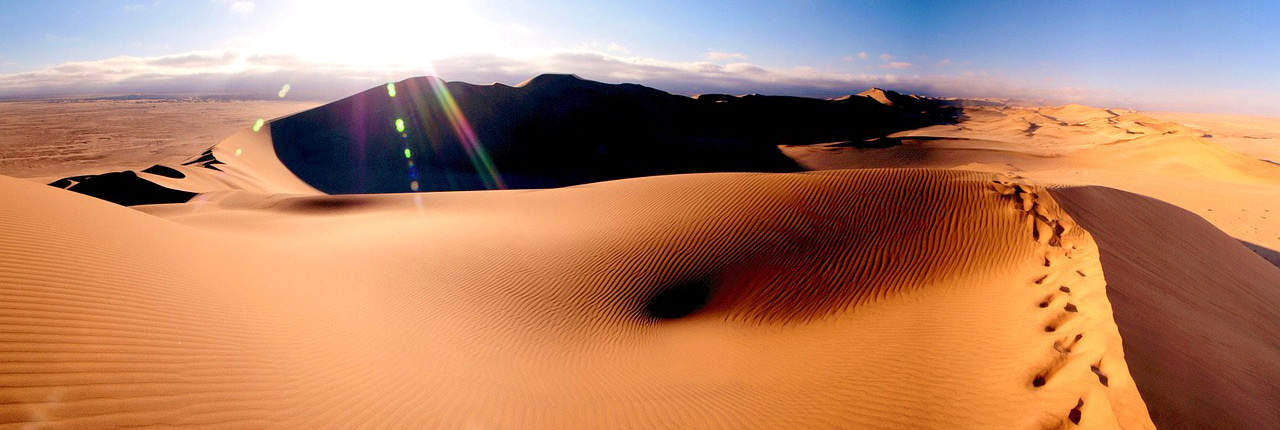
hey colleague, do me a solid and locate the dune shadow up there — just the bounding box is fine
[269,74,960,194]
[268,196,380,214]
[1240,240,1280,268]
[1051,185,1280,430]
[48,170,196,206]
[48,74,961,204]
[140,164,185,179]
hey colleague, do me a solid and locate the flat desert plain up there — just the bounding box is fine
[0,78,1276,429]
[0,98,320,181]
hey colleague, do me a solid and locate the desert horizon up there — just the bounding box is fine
[2,1,1278,429]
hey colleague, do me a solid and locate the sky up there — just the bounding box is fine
[1,0,1277,114]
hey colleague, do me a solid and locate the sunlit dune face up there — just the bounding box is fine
[257,0,537,69]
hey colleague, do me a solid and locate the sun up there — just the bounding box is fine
[253,0,535,70]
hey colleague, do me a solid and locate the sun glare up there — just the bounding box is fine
[253,0,537,71]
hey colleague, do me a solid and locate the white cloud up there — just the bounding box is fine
[881,61,913,70]
[228,1,255,14]
[706,51,748,61]
[842,53,868,62]
[606,43,629,54]
[243,1,541,66]
[879,53,892,61]
[0,50,901,100]
[576,41,630,55]
[0,49,1272,115]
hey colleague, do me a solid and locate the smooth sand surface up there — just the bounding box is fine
[1,169,1151,428]
[1144,111,1280,163]
[1052,186,1280,430]
[2,79,1277,428]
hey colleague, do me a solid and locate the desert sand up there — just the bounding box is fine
[1,76,1277,429]
[0,98,320,181]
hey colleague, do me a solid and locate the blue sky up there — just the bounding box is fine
[1,0,1277,114]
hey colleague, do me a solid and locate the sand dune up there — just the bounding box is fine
[780,101,1280,429]
[3,75,1278,428]
[1,169,1151,428]
[1144,111,1280,163]
[781,103,1280,253]
[43,74,964,204]
[1052,186,1280,429]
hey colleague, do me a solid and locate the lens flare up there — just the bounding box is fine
[423,77,505,189]
[278,84,291,98]
[395,118,406,133]
[404,148,412,159]
[252,118,265,132]
[386,82,397,98]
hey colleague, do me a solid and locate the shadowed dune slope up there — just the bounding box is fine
[45,74,959,205]
[1051,186,1280,430]
[45,120,321,206]
[267,74,958,194]
[47,170,197,206]
[2,169,1150,428]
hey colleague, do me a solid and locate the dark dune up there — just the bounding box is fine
[141,164,185,179]
[45,74,958,204]
[269,74,959,194]
[48,151,216,206]
[180,148,225,171]
[48,170,196,206]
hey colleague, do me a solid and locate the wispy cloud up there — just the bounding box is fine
[215,0,255,14]
[842,52,867,62]
[0,50,909,100]
[576,41,630,54]
[871,53,913,70]
[936,59,951,66]
[0,49,1271,115]
[606,42,629,54]
[706,51,748,61]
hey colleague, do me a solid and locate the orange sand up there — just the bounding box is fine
[0,99,319,181]
[2,87,1277,429]
[1,169,1151,428]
